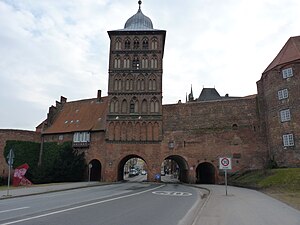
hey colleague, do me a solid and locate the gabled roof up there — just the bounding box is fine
[264,36,300,73]
[44,97,108,134]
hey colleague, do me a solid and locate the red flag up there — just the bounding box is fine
[13,163,32,186]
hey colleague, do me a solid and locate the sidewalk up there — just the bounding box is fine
[0,182,102,199]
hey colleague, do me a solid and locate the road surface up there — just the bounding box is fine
[0,183,202,225]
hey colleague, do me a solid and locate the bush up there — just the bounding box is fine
[3,141,86,184]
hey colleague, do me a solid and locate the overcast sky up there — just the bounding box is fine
[1,0,299,131]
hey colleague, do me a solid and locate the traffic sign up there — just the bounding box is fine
[219,157,232,170]
[6,149,15,166]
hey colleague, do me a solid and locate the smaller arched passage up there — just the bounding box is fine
[196,162,216,184]
[163,155,189,183]
[117,155,147,181]
[88,159,102,181]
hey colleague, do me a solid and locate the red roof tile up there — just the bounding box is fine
[264,36,300,73]
[44,97,108,134]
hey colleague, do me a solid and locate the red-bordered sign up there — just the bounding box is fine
[219,157,232,170]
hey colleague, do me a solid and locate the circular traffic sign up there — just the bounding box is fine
[221,157,230,166]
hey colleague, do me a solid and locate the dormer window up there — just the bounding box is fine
[282,68,293,79]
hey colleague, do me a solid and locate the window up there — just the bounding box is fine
[58,135,64,141]
[283,134,294,147]
[142,99,147,113]
[151,38,158,50]
[142,38,149,49]
[130,102,135,113]
[141,57,148,69]
[114,77,122,91]
[114,56,121,68]
[282,68,293,79]
[123,56,130,69]
[132,57,140,69]
[149,77,157,91]
[121,100,127,113]
[73,132,90,143]
[150,98,159,113]
[278,89,288,100]
[110,98,119,113]
[280,109,291,122]
[115,38,121,50]
[133,38,139,49]
[150,57,158,68]
[125,39,130,49]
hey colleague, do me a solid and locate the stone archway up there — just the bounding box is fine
[163,155,189,183]
[196,162,216,184]
[117,154,147,181]
[89,159,101,181]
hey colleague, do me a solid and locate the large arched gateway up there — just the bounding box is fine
[117,154,147,181]
[163,155,189,183]
[196,162,216,184]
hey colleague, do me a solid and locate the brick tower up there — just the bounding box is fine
[106,1,166,143]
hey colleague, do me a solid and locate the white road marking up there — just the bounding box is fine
[0,207,29,214]
[152,191,193,196]
[0,185,165,225]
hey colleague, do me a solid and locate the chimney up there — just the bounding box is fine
[97,90,102,102]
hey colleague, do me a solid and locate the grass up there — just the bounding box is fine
[229,168,300,210]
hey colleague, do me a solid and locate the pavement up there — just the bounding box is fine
[0,182,103,199]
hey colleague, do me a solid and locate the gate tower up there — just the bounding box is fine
[106,1,166,143]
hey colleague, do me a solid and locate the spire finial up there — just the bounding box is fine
[138,0,142,10]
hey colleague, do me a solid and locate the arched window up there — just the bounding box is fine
[123,55,130,69]
[114,76,122,91]
[141,56,148,69]
[150,56,158,69]
[132,56,140,69]
[142,38,149,49]
[150,98,159,113]
[130,98,138,113]
[151,38,158,50]
[109,98,119,113]
[114,56,121,68]
[137,76,145,91]
[141,99,147,114]
[133,38,139,49]
[121,99,127,113]
[125,39,130,49]
[149,75,157,91]
[115,38,121,50]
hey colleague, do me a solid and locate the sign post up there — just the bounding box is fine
[88,164,92,182]
[219,157,232,196]
[6,149,15,196]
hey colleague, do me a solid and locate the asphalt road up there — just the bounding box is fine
[0,183,202,225]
